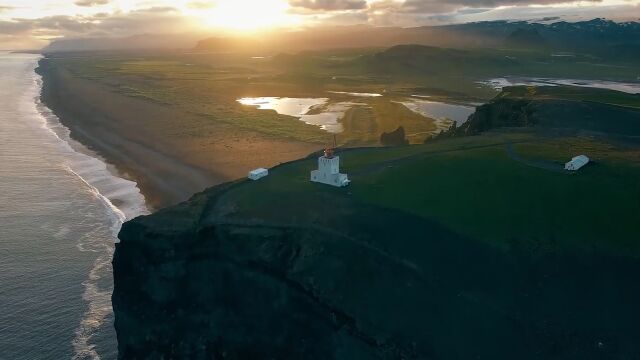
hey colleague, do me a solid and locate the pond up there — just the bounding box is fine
[399,99,476,132]
[237,97,362,133]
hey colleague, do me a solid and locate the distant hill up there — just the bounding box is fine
[44,18,640,56]
[504,28,547,50]
[192,18,640,58]
[42,33,207,53]
[358,44,518,78]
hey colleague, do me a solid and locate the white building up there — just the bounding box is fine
[310,149,350,187]
[248,168,268,180]
[565,155,590,171]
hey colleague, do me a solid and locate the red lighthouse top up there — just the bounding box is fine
[324,148,334,159]
[323,135,337,158]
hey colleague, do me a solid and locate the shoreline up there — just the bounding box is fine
[37,56,321,210]
[18,54,134,360]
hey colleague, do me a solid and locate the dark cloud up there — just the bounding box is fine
[289,0,367,11]
[403,0,601,13]
[0,20,33,35]
[290,0,605,25]
[361,0,606,26]
[74,0,110,7]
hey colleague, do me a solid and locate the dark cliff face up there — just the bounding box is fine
[459,98,536,135]
[449,87,640,138]
[380,126,409,146]
[113,172,640,359]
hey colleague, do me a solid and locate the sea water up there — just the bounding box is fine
[0,53,148,359]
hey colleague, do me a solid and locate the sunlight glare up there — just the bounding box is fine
[199,0,297,31]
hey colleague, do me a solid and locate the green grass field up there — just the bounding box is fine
[49,53,442,145]
[210,132,640,257]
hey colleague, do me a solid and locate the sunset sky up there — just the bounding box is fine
[0,0,638,49]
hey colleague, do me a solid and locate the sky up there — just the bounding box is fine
[0,0,638,49]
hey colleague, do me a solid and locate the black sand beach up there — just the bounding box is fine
[37,56,321,209]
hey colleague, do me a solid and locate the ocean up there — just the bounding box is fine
[0,52,148,359]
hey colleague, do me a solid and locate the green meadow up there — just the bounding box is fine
[206,131,640,257]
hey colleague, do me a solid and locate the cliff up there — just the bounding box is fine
[113,137,640,359]
[448,86,640,137]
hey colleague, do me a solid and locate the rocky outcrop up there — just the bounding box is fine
[452,90,640,137]
[456,98,536,135]
[380,126,409,146]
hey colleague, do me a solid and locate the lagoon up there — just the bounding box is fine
[237,97,362,133]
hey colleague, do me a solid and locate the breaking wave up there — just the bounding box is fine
[31,57,149,359]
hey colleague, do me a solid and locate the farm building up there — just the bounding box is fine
[311,148,350,187]
[565,155,590,171]
[248,168,268,180]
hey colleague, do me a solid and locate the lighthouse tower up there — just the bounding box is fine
[310,147,350,187]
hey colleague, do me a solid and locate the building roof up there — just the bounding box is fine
[249,168,268,174]
[572,155,589,162]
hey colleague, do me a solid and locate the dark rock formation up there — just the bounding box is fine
[452,89,640,137]
[113,170,640,359]
[380,126,409,146]
[456,98,536,135]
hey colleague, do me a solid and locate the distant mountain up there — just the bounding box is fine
[193,18,640,56]
[451,18,640,54]
[43,33,207,53]
[360,44,518,78]
[44,18,640,55]
[504,29,547,50]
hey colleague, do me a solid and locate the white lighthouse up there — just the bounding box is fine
[310,148,350,187]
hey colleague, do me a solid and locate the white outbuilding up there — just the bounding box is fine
[248,168,268,180]
[310,148,350,187]
[565,155,590,171]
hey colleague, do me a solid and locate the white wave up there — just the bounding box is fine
[479,77,640,94]
[28,57,149,359]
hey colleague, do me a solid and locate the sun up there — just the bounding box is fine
[197,0,298,32]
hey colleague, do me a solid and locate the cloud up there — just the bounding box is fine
[0,15,94,36]
[187,1,217,9]
[289,0,368,11]
[0,6,196,49]
[0,19,33,35]
[402,0,602,13]
[1,0,638,50]
[288,0,608,26]
[74,0,110,7]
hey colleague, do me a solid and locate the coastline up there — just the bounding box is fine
[37,55,321,210]
[5,53,141,360]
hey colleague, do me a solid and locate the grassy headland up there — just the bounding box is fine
[115,93,640,358]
